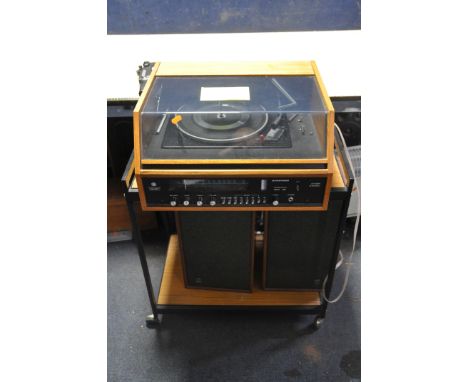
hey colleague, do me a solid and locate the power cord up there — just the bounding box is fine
[321,123,361,303]
[335,250,344,270]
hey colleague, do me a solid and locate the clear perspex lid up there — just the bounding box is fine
[139,75,329,162]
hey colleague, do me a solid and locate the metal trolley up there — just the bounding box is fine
[120,125,354,330]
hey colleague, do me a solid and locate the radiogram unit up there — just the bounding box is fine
[132,61,351,291]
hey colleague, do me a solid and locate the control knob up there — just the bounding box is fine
[183,200,190,206]
[170,200,177,207]
[196,200,203,206]
[272,200,279,206]
[209,200,216,206]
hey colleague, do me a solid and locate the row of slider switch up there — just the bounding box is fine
[220,196,267,205]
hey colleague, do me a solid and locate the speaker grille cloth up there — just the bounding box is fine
[178,212,254,291]
[265,201,343,289]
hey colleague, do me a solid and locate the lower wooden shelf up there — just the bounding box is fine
[157,235,321,308]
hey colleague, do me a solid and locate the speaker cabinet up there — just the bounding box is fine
[107,100,134,179]
[263,200,344,290]
[176,212,254,291]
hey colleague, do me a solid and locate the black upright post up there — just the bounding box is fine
[319,179,354,319]
[125,198,159,327]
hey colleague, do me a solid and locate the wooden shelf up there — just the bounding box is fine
[157,235,321,307]
[107,178,157,233]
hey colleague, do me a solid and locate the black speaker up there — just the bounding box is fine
[107,100,135,179]
[263,200,344,290]
[176,212,254,291]
[333,96,361,147]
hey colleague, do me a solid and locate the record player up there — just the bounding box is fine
[134,61,335,211]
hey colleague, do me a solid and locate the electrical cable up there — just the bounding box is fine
[321,123,361,303]
[335,250,344,270]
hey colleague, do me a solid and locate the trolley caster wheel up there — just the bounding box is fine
[145,314,160,329]
[312,317,324,331]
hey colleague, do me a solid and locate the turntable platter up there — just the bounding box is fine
[175,103,269,143]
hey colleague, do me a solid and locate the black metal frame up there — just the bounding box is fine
[121,125,355,328]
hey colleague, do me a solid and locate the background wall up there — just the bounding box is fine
[107,0,360,34]
[106,31,362,98]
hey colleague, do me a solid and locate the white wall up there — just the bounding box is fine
[106,31,361,99]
